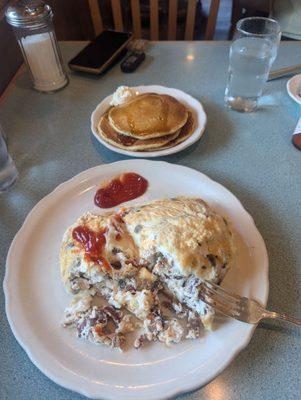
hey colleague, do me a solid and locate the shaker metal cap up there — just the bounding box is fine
[5,0,53,27]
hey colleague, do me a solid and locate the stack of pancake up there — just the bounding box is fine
[97,93,194,151]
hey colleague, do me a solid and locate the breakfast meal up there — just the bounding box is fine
[60,190,235,351]
[96,86,195,152]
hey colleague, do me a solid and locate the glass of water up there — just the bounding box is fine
[0,124,18,192]
[225,17,281,112]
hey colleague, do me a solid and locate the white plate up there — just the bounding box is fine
[4,160,268,400]
[287,74,301,105]
[91,85,207,157]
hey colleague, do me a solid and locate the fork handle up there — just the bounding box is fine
[264,311,301,326]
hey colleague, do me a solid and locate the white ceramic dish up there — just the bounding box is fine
[287,74,301,105]
[91,85,207,157]
[4,160,268,400]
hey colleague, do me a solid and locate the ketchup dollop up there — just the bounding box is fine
[72,225,110,270]
[94,172,148,208]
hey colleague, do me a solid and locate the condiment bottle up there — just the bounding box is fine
[292,117,301,150]
[6,0,68,93]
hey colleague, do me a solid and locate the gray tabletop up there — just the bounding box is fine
[1,41,301,400]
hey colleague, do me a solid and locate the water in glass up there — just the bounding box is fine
[225,36,276,112]
[225,17,280,112]
[0,130,18,192]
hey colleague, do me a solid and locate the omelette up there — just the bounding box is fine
[60,197,235,350]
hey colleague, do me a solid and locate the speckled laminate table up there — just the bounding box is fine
[1,42,301,400]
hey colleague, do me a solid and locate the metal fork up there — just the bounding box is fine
[199,281,301,326]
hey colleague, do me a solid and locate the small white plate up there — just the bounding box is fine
[4,160,268,400]
[91,85,207,157]
[287,74,301,105]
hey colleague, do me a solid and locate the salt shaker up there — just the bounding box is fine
[6,0,68,93]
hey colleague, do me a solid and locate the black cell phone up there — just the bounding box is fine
[68,30,132,74]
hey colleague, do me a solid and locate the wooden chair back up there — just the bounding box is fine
[88,0,220,40]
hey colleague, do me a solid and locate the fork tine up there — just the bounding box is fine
[201,282,242,311]
[198,292,241,319]
[204,281,243,301]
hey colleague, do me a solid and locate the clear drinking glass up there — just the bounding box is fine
[225,17,281,112]
[0,125,18,192]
